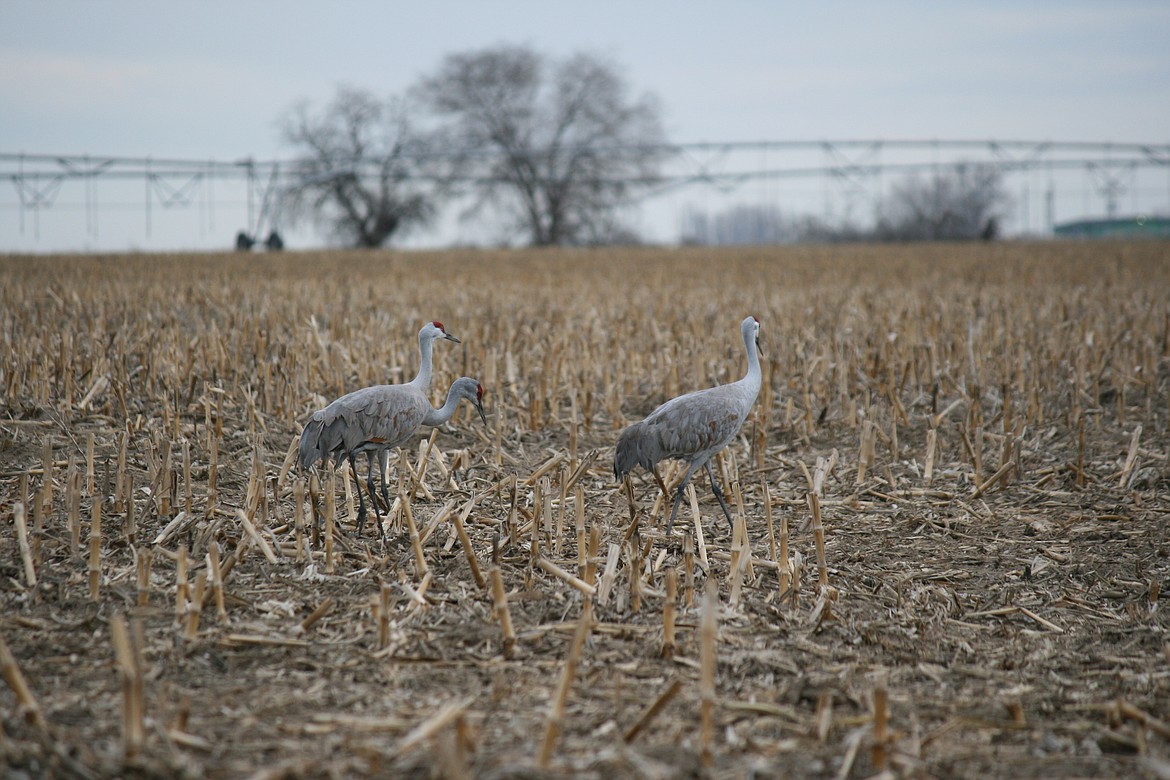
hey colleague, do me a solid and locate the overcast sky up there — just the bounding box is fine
[2,1,1169,251]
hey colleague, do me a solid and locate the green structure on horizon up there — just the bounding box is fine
[1054,216,1170,239]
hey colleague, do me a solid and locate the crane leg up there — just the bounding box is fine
[365,451,384,521]
[378,449,391,506]
[362,451,386,542]
[704,461,735,534]
[349,452,368,536]
[664,464,698,537]
[374,449,391,544]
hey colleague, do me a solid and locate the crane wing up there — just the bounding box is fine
[356,387,429,450]
[302,384,429,458]
[644,385,752,460]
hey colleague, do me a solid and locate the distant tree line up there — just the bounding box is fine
[680,204,797,246]
[682,165,1009,246]
[281,44,1011,249]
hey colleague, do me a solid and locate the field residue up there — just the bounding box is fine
[2,241,1169,778]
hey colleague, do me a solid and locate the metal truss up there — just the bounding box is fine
[2,140,1168,244]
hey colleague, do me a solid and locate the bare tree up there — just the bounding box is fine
[876,164,1010,241]
[281,87,437,248]
[414,45,667,246]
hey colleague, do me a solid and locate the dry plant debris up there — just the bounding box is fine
[1,242,1169,778]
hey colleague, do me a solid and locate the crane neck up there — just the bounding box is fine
[410,333,434,393]
[422,385,461,427]
[742,330,762,389]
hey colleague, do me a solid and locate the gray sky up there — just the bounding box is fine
[2,1,1169,251]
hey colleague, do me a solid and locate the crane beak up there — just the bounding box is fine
[474,400,487,426]
[756,333,765,358]
[443,332,461,344]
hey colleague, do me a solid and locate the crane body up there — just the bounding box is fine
[298,321,473,536]
[615,315,763,535]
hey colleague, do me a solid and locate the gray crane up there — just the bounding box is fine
[614,315,763,536]
[299,376,487,538]
[309,320,457,508]
[298,321,470,535]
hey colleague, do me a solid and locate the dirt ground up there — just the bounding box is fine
[2,243,1169,779]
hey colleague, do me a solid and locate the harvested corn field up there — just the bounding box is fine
[2,242,1169,779]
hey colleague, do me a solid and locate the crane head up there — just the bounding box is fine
[423,320,461,344]
[453,378,486,423]
[448,377,487,426]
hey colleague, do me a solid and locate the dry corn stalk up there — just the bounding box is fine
[136,546,152,608]
[40,437,53,518]
[324,467,336,574]
[924,426,937,484]
[628,539,644,614]
[762,477,775,561]
[778,496,791,604]
[376,583,393,650]
[587,524,600,584]
[110,614,146,758]
[872,670,890,770]
[809,492,828,587]
[856,419,876,484]
[688,485,708,569]
[623,679,683,744]
[299,597,335,634]
[728,515,749,610]
[174,545,189,628]
[237,509,279,564]
[402,493,428,578]
[538,596,593,767]
[67,466,81,559]
[661,568,677,658]
[537,556,596,596]
[453,496,485,589]
[700,580,719,768]
[490,568,516,658]
[88,495,102,601]
[554,467,567,556]
[14,502,36,587]
[791,550,803,609]
[0,632,48,733]
[575,486,587,581]
[814,691,833,742]
[596,543,621,606]
[185,573,206,640]
[683,533,696,608]
[1119,424,1142,488]
[392,697,474,759]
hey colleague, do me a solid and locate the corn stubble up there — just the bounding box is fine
[0,242,1168,777]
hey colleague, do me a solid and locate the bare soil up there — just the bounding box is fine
[1,243,1169,779]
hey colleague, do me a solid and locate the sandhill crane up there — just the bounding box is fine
[299,376,487,537]
[298,320,464,534]
[323,320,456,509]
[614,315,763,536]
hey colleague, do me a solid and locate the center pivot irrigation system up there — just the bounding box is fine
[2,140,1169,249]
